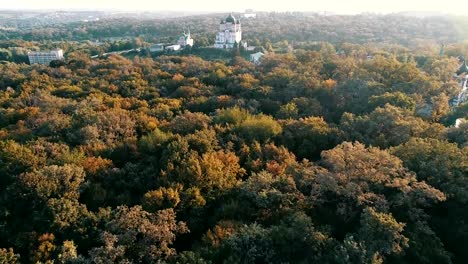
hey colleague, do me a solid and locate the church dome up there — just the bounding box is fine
[225,14,236,23]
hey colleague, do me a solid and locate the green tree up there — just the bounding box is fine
[276,102,299,119]
[369,92,416,111]
[340,105,444,148]
[282,116,340,159]
[235,114,282,142]
[214,106,250,126]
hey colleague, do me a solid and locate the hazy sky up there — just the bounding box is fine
[2,0,464,15]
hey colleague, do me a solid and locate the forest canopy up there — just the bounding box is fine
[0,10,467,264]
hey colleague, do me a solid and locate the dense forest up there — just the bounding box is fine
[0,11,467,264]
[0,12,466,43]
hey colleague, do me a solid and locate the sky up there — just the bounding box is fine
[1,0,465,15]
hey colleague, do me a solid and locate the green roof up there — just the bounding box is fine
[226,14,236,23]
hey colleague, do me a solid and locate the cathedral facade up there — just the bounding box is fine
[178,30,194,47]
[214,14,242,49]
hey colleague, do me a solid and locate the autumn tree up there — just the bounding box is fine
[88,206,187,263]
[393,138,468,263]
[340,105,444,148]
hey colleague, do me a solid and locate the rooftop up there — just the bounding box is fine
[226,13,236,23]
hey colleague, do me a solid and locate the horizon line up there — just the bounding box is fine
[0,8,455,16]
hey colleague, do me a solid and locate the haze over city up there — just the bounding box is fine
[2,0,464,15]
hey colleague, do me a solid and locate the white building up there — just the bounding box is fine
[455,118,466,128]
[454,61,468,106]
[28,49,64,65]
[243,9,257,18]
[178,30,194,47]
[250,52,264,64]
[166,44,181,51]
[214,14,243,49]
[149,44,165,53]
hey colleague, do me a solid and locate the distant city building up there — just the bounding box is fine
[149,43,165,53]
[250,52,264,64]
[214,14,244,49]
[89,40,104,46]
[28,49,64,65]
[178,30,194,47]
[243,9,257,18]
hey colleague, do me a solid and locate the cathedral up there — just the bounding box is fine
[178,29,194,47]
[214,14,244,49]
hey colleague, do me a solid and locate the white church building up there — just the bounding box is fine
[178,30,194,47]
[454,60,468,106]
[214,14,245,49]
